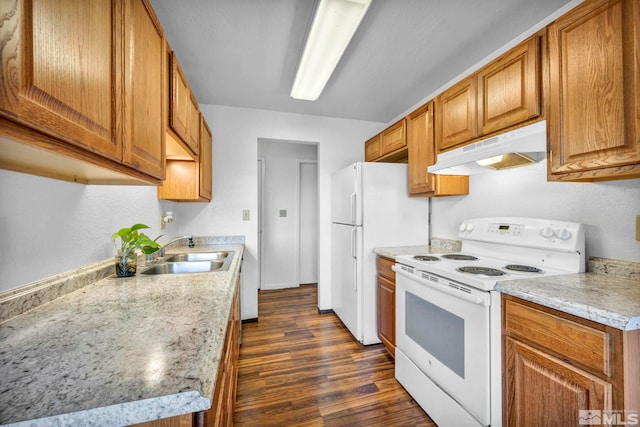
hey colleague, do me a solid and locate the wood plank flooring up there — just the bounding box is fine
[233,284,435,426]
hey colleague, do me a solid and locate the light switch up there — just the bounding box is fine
[279,209,287,218]
[242,210,250,221]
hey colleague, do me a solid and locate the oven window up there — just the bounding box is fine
[406,291,465,378]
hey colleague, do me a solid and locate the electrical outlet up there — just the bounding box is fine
[636,215,640,241]
[242,210,250,221]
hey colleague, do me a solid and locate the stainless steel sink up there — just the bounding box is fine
[163,251,231,262]
[141,250,234,275]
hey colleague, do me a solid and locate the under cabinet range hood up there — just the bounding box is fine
[428,120,547,175]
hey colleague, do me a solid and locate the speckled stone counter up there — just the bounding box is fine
[373,237,461,259]
[0,240,244,427]
[496,270,640,331]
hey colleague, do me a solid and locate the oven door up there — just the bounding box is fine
[394,265,491,425]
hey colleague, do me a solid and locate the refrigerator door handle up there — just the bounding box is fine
[351,227,357,291]
[350,227,357,259]
[350,192,357,224]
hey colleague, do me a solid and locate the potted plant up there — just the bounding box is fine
[112,223,161,277]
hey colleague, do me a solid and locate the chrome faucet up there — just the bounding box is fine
[158,235,194,256]
[147,235,194,262]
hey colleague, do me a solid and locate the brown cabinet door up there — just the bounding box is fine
[364,135,381,161]
[199,115,213,201]
[436,76,478,153]
[407,103,436,195]
[548,0,640,181]
[170,54,199,156]
[505,337,612,427]
[381,119,406,155]
[121,0,166,179]
[0,0,120,160]
[407,102,469,197]
[477,34,541,135]
[188,94,200,154]
[377,275,395,357]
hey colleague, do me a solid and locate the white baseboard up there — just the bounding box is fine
[261,282,299,290]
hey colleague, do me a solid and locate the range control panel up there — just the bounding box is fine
[458,217,585,252]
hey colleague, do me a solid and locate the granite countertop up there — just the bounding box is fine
[496,272,640,331]
[0,241,244,427]
[373,238,462,259]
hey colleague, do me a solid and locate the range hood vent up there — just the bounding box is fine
[428,120,547,175]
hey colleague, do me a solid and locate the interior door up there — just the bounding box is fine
[299,162,318,285]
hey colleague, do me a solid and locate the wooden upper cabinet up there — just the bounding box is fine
[436,76,478,153]
[406,102,468,196]
[0,0,120,161]
[121,0,166,180]
[364,120,408,163]
[170,53,199,156]
[435,33,543,155]
[199,114,213,201]
[548,0,640,181]
[381,119,406,155]
[365,134,381,161]
[158,114,212,202]
[477,34,541,135]
[0,0,166,184]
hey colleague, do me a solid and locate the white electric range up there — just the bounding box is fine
[393,217,585,426]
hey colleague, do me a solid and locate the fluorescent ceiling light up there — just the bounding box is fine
[291,0,372,101]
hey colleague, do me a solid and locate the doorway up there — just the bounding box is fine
[257,139,318,291]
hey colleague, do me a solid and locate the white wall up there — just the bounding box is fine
[0,106,382,319]
[0,170,179,292]
[173,105,383,319]
[431,161,640,262]
[257,139,317,289]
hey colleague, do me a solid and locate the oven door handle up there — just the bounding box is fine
[392,265,490,307]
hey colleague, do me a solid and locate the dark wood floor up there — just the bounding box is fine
[233,284,436,426]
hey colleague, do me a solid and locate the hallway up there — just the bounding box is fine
[233,284,435,426]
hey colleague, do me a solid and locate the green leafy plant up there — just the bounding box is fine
[112,223,162,256]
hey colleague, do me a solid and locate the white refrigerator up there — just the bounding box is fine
[331,162,428,345]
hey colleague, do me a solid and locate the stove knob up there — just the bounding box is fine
[555,228,572,240]
[540,227,554,238]
[466,223,475,232]
[459,223,467,232]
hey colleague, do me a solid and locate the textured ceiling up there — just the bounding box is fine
[149,0,575,123]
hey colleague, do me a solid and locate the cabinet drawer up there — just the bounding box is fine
[504,298,612,376]
[377,256,395,281]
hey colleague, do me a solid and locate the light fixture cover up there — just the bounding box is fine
[291,0,372,101]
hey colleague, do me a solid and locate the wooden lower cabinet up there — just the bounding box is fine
[204,278,240,427]
[377,256,395,357]
[502,295,640,426]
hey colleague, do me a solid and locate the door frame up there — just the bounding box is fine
[257,156,266,290]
